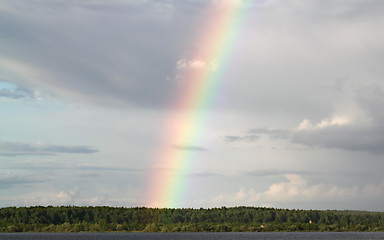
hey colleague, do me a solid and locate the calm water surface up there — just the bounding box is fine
[1,232,384,240]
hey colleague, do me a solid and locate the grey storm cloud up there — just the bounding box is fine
[173,145,207,151]
[244,169,308,177]
[223,128,290,143]
[225,83,384,155]
[291,125,384,155]
[0,0,210,108]
[0,141,99,157]
[223,135,259,143]
[1,0,383,114]
[248,128,291,139]
[0,175,45,189]
[0,86,35,100]
[290,85,384,154]
[226,123,384,155]
[355,84,384,123]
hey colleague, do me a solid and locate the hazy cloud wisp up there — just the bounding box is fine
[0,141,99,157]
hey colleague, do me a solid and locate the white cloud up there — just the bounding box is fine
[0,188,80,206]
[210,194,225,205]
[0,186,143,207]
[236,174,360,203]
[55,188,79,204]
[235,187,246,200]
[297,115,351,131]
[193,174,381,208]
[168,58,219,83]
[176,59,208,70]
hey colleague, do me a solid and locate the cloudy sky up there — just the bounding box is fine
[1,0,384,211]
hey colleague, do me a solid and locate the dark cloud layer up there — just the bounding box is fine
[0,175,45,189]
[0,141,99,156]
[222,80,384,155]
[0,86,35,100]
[244,169,306,177]
[0,0,210,108]
[248,128,291,139]
[226,123,384,155]
[223,135,259,143]
[1,0,384,115]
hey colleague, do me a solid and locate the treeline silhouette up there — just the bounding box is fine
[1,206,383,232]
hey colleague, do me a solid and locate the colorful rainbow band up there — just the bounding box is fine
[147,0,252,208]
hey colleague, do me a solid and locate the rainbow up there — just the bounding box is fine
[147,0,251,208]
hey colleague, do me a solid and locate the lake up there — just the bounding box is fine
[1,232,384,240]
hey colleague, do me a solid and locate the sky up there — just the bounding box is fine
[1,0,384,211]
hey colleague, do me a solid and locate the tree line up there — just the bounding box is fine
[0,206,383,232]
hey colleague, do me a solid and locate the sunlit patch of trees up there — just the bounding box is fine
[1,206,383,232]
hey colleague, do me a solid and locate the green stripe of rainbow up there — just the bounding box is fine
[148,0,251,208]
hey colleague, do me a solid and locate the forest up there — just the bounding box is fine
[0,206,383,232]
